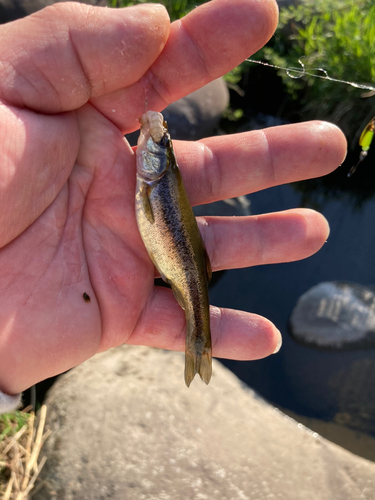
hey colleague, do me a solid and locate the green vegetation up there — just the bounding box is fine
[257,0,375,141]
[1,407,49,499]
[0,410,31,442]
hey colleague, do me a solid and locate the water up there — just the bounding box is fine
[202,168,375,459]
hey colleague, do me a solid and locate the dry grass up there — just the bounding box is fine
[0,405,50,499]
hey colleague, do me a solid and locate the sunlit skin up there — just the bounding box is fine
[0,0,347,395]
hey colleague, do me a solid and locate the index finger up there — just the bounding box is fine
[174,121,348,206]
[92,0,279,132]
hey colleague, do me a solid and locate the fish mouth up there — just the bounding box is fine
[139,111,167,144]
[136,112,169,182]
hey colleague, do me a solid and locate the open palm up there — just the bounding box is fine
[0,0,346,395]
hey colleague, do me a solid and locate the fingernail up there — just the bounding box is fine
[272,330,282,354]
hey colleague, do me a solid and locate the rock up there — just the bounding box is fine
[163,78,229,140]
[126,78,229,146]
[0,0,106,24]
[34,345,375,500]
[290,281,375,349]
[286,281,375,436]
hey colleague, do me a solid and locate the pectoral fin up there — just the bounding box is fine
[140,182,154,224]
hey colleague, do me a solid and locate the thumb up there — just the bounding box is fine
[0,3,169,247]
[0,2,170,113]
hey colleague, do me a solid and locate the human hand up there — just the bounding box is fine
[0,0,346,395]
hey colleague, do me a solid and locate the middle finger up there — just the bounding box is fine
[175,121,347,206]
[197,209,330,272]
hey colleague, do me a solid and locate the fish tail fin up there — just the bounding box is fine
[198,350,212,385]
[184,349,212,387]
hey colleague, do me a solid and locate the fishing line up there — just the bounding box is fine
[246,58,375,93]
[246,58,375,176]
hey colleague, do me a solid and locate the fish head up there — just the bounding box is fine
[137,111,171,182]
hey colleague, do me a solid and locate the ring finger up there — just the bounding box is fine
[197,208,330,272]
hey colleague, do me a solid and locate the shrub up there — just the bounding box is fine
[257,0,375,145]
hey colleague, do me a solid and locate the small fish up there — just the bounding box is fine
[348,117,375,177]
[135,111,212,386]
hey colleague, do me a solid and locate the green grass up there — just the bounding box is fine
[0,406,49,500]
[0,411,31,442]
[255,0,375,143]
